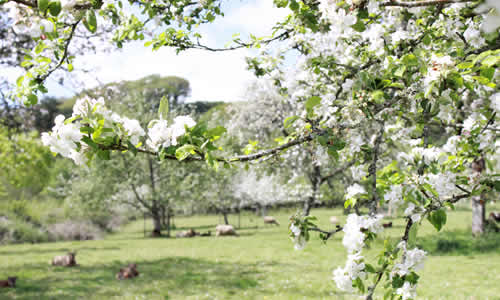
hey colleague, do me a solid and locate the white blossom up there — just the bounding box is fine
[122,117,145,145]
[345,184,366,200]
[396,282,417,300]
[333,252,366,292]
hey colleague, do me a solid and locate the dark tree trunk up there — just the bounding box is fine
[152,211,162,237]
[303,165,321,216]
[223,211,229,225]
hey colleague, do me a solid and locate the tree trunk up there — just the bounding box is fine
[471,157,486,235]
[303,165,321,216]
[223,211,229,225]
[303,197,313,216]
[152,211,162,237]
[261,205,267,217]
[472,195,485,236]
[166,211,172,237]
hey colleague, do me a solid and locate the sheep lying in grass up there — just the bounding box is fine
[176,229,197,238]
[330,216,339,225]
[0,277,17,288]
[215,224,238,237]
[263,216,280,226]
[490,212,500,222]
[51,252,77,267]
[383,222,393,228]
[116,264,139,280]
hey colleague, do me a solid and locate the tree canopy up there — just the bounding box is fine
[1,0,500,299]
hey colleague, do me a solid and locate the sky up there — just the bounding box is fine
[41,0,291,102]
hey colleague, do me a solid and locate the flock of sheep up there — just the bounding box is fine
[0,216,282,289]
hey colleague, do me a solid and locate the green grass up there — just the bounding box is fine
[0,207,499,300]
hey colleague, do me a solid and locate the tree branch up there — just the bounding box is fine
[320,161,355,183]
[192,30,291,52]
[37,20,80,83]
[308,225,343,241]
[381,0,473,8]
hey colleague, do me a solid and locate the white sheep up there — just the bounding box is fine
[215,224,238,236]
[263,216,280,226]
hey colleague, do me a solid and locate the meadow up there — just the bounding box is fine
[0,207,499,300]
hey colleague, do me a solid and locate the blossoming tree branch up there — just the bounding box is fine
[2,0,500,299]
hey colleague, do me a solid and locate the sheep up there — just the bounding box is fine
[329,216,339,225]
[263,216,280,226]
[215,224,238,237]
[382,222,393,228]
[489,212,500,222]
[51,252,77,267]
[176,228,197,238]
[116,263,139,280]
[0,277,17,288]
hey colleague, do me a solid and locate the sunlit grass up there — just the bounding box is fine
[0,205,499,299]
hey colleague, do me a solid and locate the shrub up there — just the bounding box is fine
[47,220,103,241]
[0,219,50,244]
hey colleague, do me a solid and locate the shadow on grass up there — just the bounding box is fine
[0,246,121,256]
[416,229,500,256]
[0,256,271,300]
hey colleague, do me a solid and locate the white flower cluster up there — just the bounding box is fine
[351,165,367,181]
[345,183,366,201]
[384,185,404,209]
[333,214,383,292]
[42,96,150,164]
[342,214,383,253]
[392,242,427,300]
[146,116,196,151]
[404,203,424,223]
[424,55,455,87]
[396,281,417,300]
[332,252,366,293]
[289,223,306,250]
[41,115,86,165]
[393,242,427,277]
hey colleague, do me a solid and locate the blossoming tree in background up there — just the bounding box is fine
[2,0,500,299]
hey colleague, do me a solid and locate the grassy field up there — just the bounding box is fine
[0,207,499,300]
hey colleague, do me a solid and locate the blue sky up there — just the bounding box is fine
[43,0,290,102]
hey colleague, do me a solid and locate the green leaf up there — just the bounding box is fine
[408,223,418,247]
[97,149,110,160]
[457,62,474,69]
[284,115,299,129]
[351,20,366,32]
[175,144,197,161]
[480,67,495,81]
[26,93,38,106]
[38,0,49,13]
[428,209,447,231]
[481,55,500,67]
[83,9,98,33]
[81,136,98,150]
[48,0,61,16]
[365,264,376,273]
[158,96,169,119]
[371,90,385,104]
[305,96,321,116]
[424,82,435,99]
[394,65,406,78]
